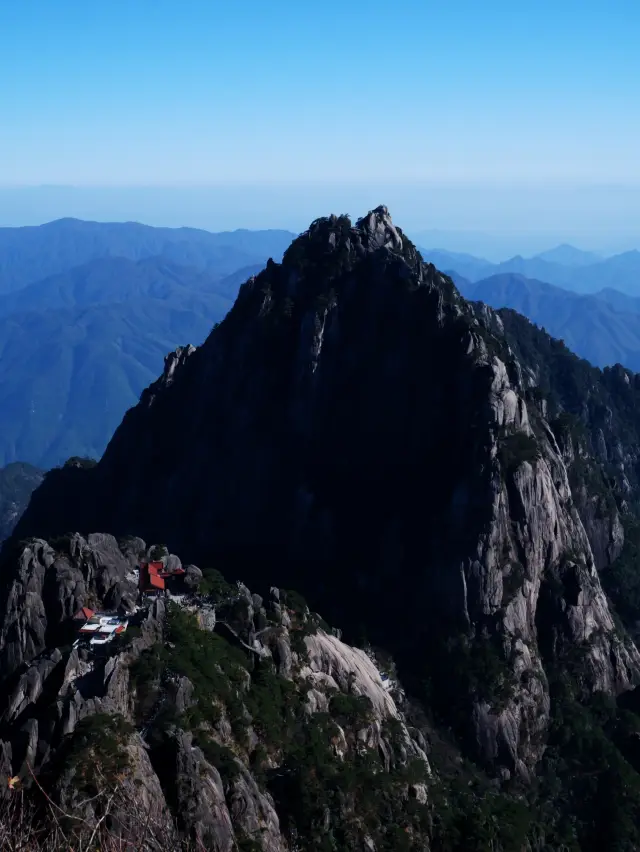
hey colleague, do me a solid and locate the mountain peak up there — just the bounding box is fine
[282,205,411,268]
[533,243,602,267]
[224,206,428,324]
[354,204,403,251]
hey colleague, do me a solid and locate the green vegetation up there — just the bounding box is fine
[269,709,432,851]
[126,591,436,849]
[196,735,241,780]
[601,518,640,632]
[422,633,516,729]
[282,588,309,616]
[549,410,587,447]
[129,644,164,712]
[165,605,247,729]
[48,533,74,556]
[198,566,236,599]
[245,662,298,746]
[499,430,540,471]
[328,693,373,727]
[63,713,134,793]
[149,543,168,560]
[236,835,262,852]
[289,617,318,658]
[532,666,640,851]
[63,456,98,469]
[429,784,534,852]
[130,604,248,736]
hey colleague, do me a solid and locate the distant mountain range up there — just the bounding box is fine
[0,261,235,468]
[1,219,639,472]
[420,245,640,296]
[0,219,294,469]
[0,462,43,541]
[0,217,295,293]
[450,271,640,372]
[0,255,234,317]
[534,243,602,266]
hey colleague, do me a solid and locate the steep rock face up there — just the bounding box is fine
[478,306,638,568]
[482,307,640,648]
[167,730,237,851]
[12,207,640,778]
[302,631,401,721]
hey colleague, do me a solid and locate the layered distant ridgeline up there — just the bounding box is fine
[425,239,640,373]
[0,217,295,293]
[0,462,43,541]
[450,272,640,372]
[0,219,295,468]
[421,243,640,295]
[12,207,640,849]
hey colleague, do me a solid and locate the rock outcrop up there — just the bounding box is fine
[0,533,138,678]
[0,535,429,850]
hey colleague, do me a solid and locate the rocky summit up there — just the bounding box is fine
[7,207,640,849]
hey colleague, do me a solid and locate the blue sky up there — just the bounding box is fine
[2,0,639,185]
[1,0,640,246]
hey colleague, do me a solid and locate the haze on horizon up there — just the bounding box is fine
[2,0,640,259]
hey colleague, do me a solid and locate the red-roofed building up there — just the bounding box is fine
[139,562,165,593]
[73,606,95,621]
[161,566,185,577]
[147,559,186,579]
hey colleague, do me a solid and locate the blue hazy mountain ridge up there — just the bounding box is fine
[0,462,44,542]
[0,255,236,317]
[0,220,291,468]
[421,245,640,295]
[206,262,266,300]
[0,255,273,469]
[419,249,496,282]
[0,217,295,293]
[0,287,230,469]
[591,287,640,314]
[534,243,602,266]
[457,272,640,372]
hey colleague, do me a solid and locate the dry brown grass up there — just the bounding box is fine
[0,764,207,852]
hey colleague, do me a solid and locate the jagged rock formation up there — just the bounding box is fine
[0,535,430,850]
[11,207,640,848]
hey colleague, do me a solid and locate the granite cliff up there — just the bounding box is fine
[9,207,640,849]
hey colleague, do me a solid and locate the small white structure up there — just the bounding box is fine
[77,613,128,646]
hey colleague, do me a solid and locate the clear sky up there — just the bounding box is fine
[1,0,640,248]
[2,0,640,185]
